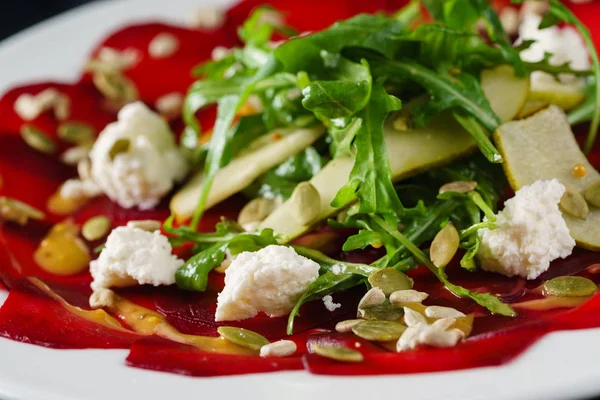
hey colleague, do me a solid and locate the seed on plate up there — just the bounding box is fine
[89,288,117,309]
[57,121,95,145]
[217,326,269,351]
[403,307,427,327]
[543,276,598,297]
[20,125,57,154]
[148,33,179,59]
[335,319,364,333]
[584,181,600,208]
[367,268,413,296]
[155,92,184,119]
[60,146,90,166]
[238,197,279,228]
[0,196,46,225]
[424,306,466,319]
[90,47,140,73]
[188,7,225,29]
[389,289,429,305]
[108,138,131,160]
[357,287,386,317]
[351,320,407,342]
[311,344,363,363]
[559,185,589,220]
[53,93,71,121]
[82,216,111,241]
[289,182,321,225]
[430,222,460,268]
[93,72,138,102]
[211,46,232,61]
[14,93,41,120]
[127,219,162,232]
[77,158,92,181]
[361,303,404,321]
[439,181,478,194]
[260,340,297,358]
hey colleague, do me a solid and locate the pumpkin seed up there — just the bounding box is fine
[389,289,429,305]
[559,185,589,219]
[439,181,478,194]
[357,287,386,317]
[311,344,363,363]
[0,196,45,225]
[584,181,600,208]
[351,320,407,342]
[217,326,269,351]
[543,276,598,297]
[368,268,413,296]
[60,146,90,166]
[335,319,364,333]
[238,197,278,227]
[361,303,404,321]
[57,122,95,145]
[20,125,57,154]
[108,138,131,160]
[82,216,111,241]
[126,219,162,231]
[290,182,321,225]
[93,72,138,102]
[430,222,460,268]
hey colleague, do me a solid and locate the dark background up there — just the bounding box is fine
[0,0,98,41]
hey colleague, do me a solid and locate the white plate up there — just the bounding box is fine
[1,1,600,399]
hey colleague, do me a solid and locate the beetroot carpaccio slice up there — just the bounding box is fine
[1,0,600,378]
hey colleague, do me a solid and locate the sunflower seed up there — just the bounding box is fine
[155,92,184,119]
[424,306,466,319]
[311,344,363,363]
[368,268,413,296]
[89,288,117,309]
[20,125,57,154]
[0,196,45,225]
[77,158,92,181]
[584,181,600,208]
[217,326,269,351]
[357,287,386,317]
[389,289,429,305]
[543,276,598,297]
[430,222,460,268]
[439,181,478,194]
[60,146,90,166]
[238,197,279,227]
[126,219,162,232]
[188,7,225,29]
[361,303,404,321]
[259,340,297,358]
[351,320,406,342]
[93,72,138,102]
[149,33,179,59]
[57,122,95,145]
[53,94,71,121]
[559,185,589,219]
[335,319,364,333]
[108,138,131,160]
[82,216,111,241]
[403,307,427,326]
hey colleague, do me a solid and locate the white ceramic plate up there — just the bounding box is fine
[1,1,600,399]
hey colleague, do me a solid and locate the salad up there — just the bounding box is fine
[1,0,600,377]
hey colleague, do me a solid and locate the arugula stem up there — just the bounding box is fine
[453,112,503,163]
[580,26,600,154]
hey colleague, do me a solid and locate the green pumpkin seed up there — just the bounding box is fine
[93,72,138,102]
[361,303,404,321]
[368,268,413,296]
[439,181,478,194]
[352,320,406,342]
[57,122,95,145]
[217,326,269,351]
[82,216,111,241]
[583,181,600,208]
[0,196,45,225]
[238,197,278,226]
[311,344,363,363]
[559,186,589,219]
[21,125,57,154]
[290,182,321,225]
[430,222,460,268]
[108,138,131,160]
[543,276,598,297]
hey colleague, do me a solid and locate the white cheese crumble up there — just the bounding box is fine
[215,245,320,321]
[477,179,576,280]
[322,295,341,312]
[90,226,184,291]
[86,102,188,209]
[148,33,179,59]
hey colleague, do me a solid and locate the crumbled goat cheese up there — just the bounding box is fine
[87,102,188,209]
[322,295,341,312]
[477,179,575,280]
[518,13,590,87]
[215,245,320,321]
[90,226,184,291]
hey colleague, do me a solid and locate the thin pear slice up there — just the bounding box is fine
[170,126,325,222]
[494,105,600,251]
[260,114,476,238]
[516,100,548,119]
[481,65,530,122]
[527,73,586,111]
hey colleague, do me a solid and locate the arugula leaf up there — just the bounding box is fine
[342,230,383,252]
[238,7,296,46]
[329,117,362,157]
[568,78,596,126]
[331,84,403,215]
[394,0,422,26]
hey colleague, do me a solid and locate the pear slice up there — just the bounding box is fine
[527,73,586,112]
[170,126,325,222]
[516,100,548,119]
[494,105,600,251]
[481,65,530,122]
